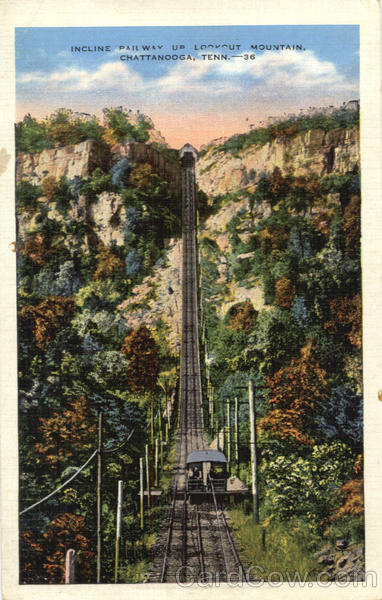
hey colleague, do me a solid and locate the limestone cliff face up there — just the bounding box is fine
[16,140,109,186]
[118,239,183,353]
[196,127,359,198]
[16,139,181,191]
[16,138,183,353]
[196,127,359,318]
[88,192,126,247]
[16,124,358,348]
[199,196,266,317]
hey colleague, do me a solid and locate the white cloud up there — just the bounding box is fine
[18,61,144,92]
[17,50,357,102]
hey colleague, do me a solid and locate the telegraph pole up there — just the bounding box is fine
[96,412,103,583]
[139,457,144,529]
[65,549,76,584]
[155,437,159,487]
[226,397,231,472]
[145,444,151,508]
[114,480,123,583]
[235,396,239,463]
[248,380,259,523]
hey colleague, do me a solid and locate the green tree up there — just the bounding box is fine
[121,326,160,393]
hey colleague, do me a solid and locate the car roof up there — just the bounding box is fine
[186,450,227,464]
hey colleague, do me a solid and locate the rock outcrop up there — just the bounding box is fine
[17,139,181,191]
[118,239,183,352]
[16,122,359,348]
[197,127,359,198]
[88,191,126,247]
[314,540,364,581]
[16,140,109,186]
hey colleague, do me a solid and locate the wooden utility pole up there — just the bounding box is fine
[155,437,159,487]
[65,549,76,584]
[235,396,239,463]
[226,397,231,472]
[150,399,154,446]
[221,413,225,453]
[114,480,124,583]
[145,444,151,508]
[139,457,144,529]
[159,401,163,446]
[248,380,259,523]
[96,412,103,583]
[210,386,214,435]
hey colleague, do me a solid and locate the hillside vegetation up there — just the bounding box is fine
[17,106,363,583]
[200,107,359,157]
[17,109,183,583]
[199,149,363,576]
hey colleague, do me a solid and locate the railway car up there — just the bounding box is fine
[186,449,227,496]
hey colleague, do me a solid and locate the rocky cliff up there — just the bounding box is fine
[16,140,109,185]
[16,138,183,353]
[196,127,359,198]
[16,140,181,191]
[16,121,359,346]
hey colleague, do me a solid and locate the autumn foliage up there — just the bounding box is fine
[43,513,95,582]
[324,293,362,349]
[121,326,160,393]
[258,341,328,445]
[332,455,364,520]
[21,233,53,266]
[34,397,96,466]
[92,243,125,280]
[259,227,289,253]
[274,276,296,309]
[228,301,256,333]
[21,514,95,583]
[21,530,44,583]
[344,195,361,256]
[312,209,333,235]
[129,163,160,191]
[41,176,59,201]
[20,296,74,349]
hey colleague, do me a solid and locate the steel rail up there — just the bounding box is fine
[160,483,178,583]
[194,504,206,581]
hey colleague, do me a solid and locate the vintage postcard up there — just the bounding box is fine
[1,1,382,599]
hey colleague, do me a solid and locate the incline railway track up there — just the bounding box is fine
[148,145,245,584]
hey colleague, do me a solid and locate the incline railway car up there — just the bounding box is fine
[186,449,227,496]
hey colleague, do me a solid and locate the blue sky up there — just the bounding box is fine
[15,26,359,148]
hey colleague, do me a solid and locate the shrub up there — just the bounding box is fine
[92,243,125,280]
[261,441,354,525]
[227,301,257,333]
[19,296,75,349]
[16,181,41,213]
[80,168,115,199]
[15,114,53,154]
[20,234,53,267]
[102,107,152,144]
[41,176,59,201]
[274,276,296,309]
[121,326,160,393]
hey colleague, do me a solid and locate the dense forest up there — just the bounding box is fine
[199,150,363,576]
[17,106,363,583]
[17,108,186,583]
